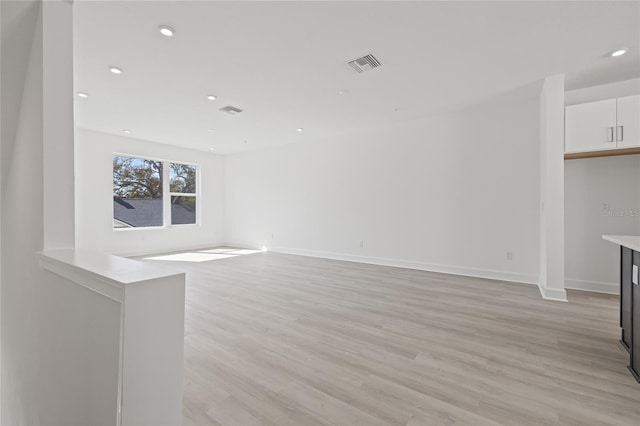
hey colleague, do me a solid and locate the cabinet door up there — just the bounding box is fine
[622,247,633,351]
[565,99,617,153]
[631,250,640,382]
[616,95,640,148]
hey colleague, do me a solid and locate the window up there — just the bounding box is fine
[169,163,197,225]
[113,155,198,229]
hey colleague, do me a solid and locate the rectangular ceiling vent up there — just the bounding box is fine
[219,105,243,115]
[348,54,382,73]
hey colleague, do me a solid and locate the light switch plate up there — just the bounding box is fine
[633,265,639,285]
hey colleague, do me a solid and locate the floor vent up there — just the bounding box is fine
[348,54,382,73]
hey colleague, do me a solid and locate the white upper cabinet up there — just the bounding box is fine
[565,95,640,154]
[616,94,640,149]
[565,99,617,153]
[564,95,640,153]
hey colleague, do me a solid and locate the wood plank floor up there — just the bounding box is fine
[137,249,640,426]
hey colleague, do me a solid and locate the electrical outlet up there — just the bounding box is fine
[506,251,513,260]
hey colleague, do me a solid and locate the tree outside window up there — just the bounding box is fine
[169,163,197,225]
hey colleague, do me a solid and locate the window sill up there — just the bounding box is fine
[113,224,201,232]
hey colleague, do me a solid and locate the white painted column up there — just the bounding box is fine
[539,74,567,301]
[0,4,3,422]
[42,0,74,250]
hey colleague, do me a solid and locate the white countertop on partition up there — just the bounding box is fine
[38,249,184,301]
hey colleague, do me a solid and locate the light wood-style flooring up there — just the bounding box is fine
[138,250,640,426]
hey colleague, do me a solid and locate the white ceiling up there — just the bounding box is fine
[73,1,640,155]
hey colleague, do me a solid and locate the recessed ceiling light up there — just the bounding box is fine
[296,128,304,132]
[209,147,215,151]
[123,129,131,134]
[77,92,89,98]
[207,95,217,101]
[158,25,175,37]
[109,66,123,74]
[611,48,628,57]
[337,89,349,95]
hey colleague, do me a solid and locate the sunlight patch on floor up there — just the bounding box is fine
[144,253,237,262]
[198,248,236,254]
[226,249,263,255]
[143,247,265,263]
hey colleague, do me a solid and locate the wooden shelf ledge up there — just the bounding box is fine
[565,147,640,160]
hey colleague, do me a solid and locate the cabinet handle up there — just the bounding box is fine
[607,127,614,142]
[617,125,624,141]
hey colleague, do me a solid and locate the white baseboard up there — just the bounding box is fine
[537,283,568,302]
[119,242,618,298]
[565,278,619,295]
[262,245,539,286]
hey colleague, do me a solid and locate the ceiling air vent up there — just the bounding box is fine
[348,54,382,73]
[219,105,243,115]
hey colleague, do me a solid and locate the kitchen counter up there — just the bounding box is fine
[603,235,640,252]
[603,235,640,383]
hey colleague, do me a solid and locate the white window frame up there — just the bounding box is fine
[113,153,200,231]
[165,161,200,228]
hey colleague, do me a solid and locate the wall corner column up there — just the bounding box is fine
[539,74,567,302]
[42,0,74,250]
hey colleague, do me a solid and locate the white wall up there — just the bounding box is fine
[565,155,640,293]
[0,3,3,419]
[565,78,640,106]
[2,2,114,424]
[564,79,640,294]
[75,128,225,255]
[1,3,47,423]
[225,91,541,285]
[37,269,121,425]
